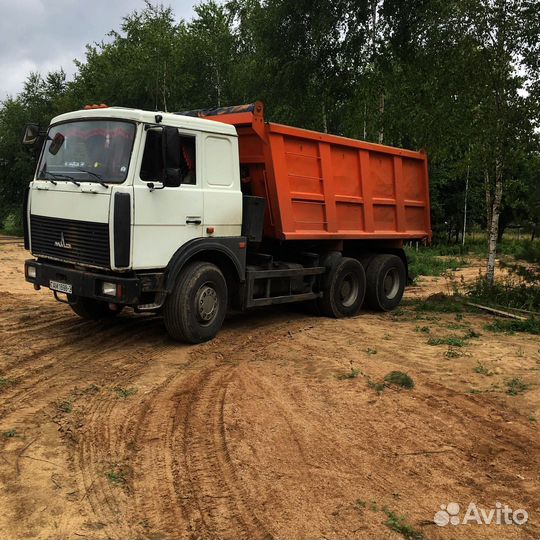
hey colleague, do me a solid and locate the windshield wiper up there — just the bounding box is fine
[39,171,57,185]
[42,171,80,186]
[76,168,109,188]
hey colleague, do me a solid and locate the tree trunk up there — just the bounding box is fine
[484,168,492,229]
[162,61,168,112]
[215,64,221,107]
[363,102,367,140]
[462,163,469,245]
[321,102,328,133]
[378,92,384,144]
[486,161,503,287]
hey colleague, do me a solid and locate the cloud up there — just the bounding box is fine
[0,0,196,99]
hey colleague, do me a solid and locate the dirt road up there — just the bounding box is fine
[0,238,538,539]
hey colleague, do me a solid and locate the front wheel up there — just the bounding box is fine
[163,261,228,344]
[318,257,366,318]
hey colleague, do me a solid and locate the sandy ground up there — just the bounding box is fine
[0,237,538,540]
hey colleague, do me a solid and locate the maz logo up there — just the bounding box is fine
[54,232,72,249]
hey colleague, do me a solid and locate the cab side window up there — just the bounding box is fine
[140,128,197,185]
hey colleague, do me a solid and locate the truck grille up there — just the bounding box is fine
[30,215,110,269]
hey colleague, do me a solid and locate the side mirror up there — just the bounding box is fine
[162,126,182,187]
[48,133,65,155]
[22,123,41,146]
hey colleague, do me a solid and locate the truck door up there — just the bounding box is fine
[132,126,203,269]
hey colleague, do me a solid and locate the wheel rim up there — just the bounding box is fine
[195,282,219,324]
[340,273,359,307]
[383,268,400,299]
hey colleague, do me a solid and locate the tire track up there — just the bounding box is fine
[119,319,300,539]
[0,319,165,426]
[174,366,273,539]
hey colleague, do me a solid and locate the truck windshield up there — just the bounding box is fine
[37,120,136,183]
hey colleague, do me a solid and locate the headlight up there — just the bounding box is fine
[27,265,36,279]
[101,282,117,296]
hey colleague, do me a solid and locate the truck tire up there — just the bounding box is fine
[364,254,406,311]
[68,296,122,319]
[163,261,228,344]
[318,257,366,318]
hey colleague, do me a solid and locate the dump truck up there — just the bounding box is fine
[22,102,431,343]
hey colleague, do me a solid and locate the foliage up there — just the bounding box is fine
[506,377,528,396]
[474,362,493,376]
[383,508,424,540]
[383,371,415,389]
[405,246,466,279]
[404,294,464,313]
[466,263,540,311]
[0,0,538,258]
[337,368,360,380]
[427,336,466,347]
[484,318,539,335]
[1,212,23,235]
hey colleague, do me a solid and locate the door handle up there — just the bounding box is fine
[186,218,201,225]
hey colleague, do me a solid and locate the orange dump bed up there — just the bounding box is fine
[202,103,431,241]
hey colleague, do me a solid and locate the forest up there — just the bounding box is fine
[0,0,538,283]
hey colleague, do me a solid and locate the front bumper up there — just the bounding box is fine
[25,259,140,304]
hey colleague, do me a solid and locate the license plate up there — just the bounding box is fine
[49,280,72,294]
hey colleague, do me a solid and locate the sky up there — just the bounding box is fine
[0,0,196,100]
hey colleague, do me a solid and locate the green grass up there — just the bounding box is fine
[415,325,431,333]
[427,325,482,347]
[506,377,528,396]
[474,362,493,376]
[403,295,464,313]
[405,246,466,279]
[437,235,540,264]
[105,468,127,484]
[466,260,539,313]
[0,377,16,391]
[337,368,360,380]
[366,347,377,355]
[484,318,539,335]
[427,336,466,347]
[113,386,137,398]
[368,379,386,394]
[58,400,72,413]
[383,508,424,540]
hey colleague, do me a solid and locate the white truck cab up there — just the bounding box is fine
[24,106,252,342]
[28,107,242,268]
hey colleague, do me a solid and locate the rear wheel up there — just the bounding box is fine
[364,254,406,311]
[163,261,227,344]
[68,296,122,320]
[318,257,366,317]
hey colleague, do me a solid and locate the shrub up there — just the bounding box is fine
[506,378,528,396]
[1,213,23,236]
[383,371,415,389]
[484,318,539,335]
[405,247,466,279]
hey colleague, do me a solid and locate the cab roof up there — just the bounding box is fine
[50,107,238,137]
